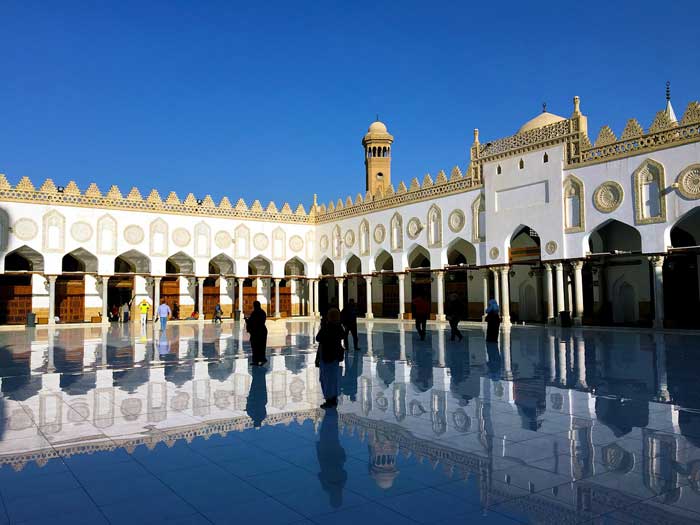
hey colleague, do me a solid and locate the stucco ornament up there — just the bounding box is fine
[407,217,422,239]
[289,235,304,252]
[677,165,700,199]
[253,233,269,251]
[13,218,38,241]
[489,247,500,260]
[172,228,191,247]
[373,224,386,243]
[545,241,558,255]
[320,235,329,252]
[448,209,465,233]
[214,231,232,249]
[124,225,144,245]
[593,181,624,213]
[70,221,93,242]
[344,230,355,248]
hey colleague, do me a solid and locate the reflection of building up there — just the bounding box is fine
[367,431,400,489]
[2,88,700,327]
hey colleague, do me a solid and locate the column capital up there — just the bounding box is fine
[498,265,511,274]
[553,261,564,270]
[543,262,553,271]
[197,276,206,283]
[364,275,372,282]
[236,277,245,283]
[336,276,345,282]
[397,273,405,281]
[273,277,282,284]
[648,255,665,267]
[571,260,585,270]
[46,274,58,282]
[153,275,162,282]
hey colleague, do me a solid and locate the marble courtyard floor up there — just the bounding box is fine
[0,319,699,524]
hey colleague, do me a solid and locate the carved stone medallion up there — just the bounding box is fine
[172,228,191,247]
[344,230,355,248]
[289,235,304,252]
[320,235,329,252]
[448,210,465,233]
[489,247,500,260]
[214,231,232,249]
[253,233,269,251]
[373,224,386,243]
[544,241,558,255]
[13,218,38,241]
[593,181,624,213]
[407,217,422,239]
[677,165,700,200]
[71,221,93,242]
[124,225,144,245]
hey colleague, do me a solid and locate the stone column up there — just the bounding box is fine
[547,331,556,382]
[435,270,446,322]
[337,277,345,310]
[101,276,110,324]
[237,278,244,316]
[274,278,281,317]
[482,269,489,320]
[397,274,406,319]
[502,327,513,380]
[543,263,555,323]
[655,333,669,401]
[499,266,511,326]
[492,268,500,309]
[313,279,320,317]
[197,277,205,320]
[558,339,567,386]
[47,275,57,326]
[650,256,665,329]
[575,335,587,389]
[364,276,373,319]
[153,277,161,322]
[572,261,584,325]
[555,262,565,320]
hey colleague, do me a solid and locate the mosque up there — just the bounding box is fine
[1,87,699,328]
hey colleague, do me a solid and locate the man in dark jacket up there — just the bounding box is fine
[340,299,360,351]
[446,293,464,341]
[411,294,430,341]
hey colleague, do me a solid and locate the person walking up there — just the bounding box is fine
[213,303,223,323]
[138,299,150,329]
[446,293,464,341]
[156,299,171,332]
[340,299,360,350]
[411,294,430,341]
[485,299,501,342]
[246,301,268,366]
[119,302,129,324]
[315,308,345,409]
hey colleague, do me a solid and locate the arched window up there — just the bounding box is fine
[332,225,342,258]
[543,152,549,163]
[472,194,485,243]
[359,220,370,256]
[563,175,584,233]
[497,165,502,175]
[427,205,442,247]
[634,159,666,224]
[390,213,403,251]
[519,159,525,170]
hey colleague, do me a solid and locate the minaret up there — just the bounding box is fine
[665,81,678,124]
[362,118,394,195]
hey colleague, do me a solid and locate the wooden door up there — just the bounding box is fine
[242,286,257,316]
[203,279,219,319]
[0,275,32,325]
[56,277,85,323]
[270,285,292,317]
[446,281,468,319]
[356,278,367,316]
[161,278,180,317]
[382,283,399,318]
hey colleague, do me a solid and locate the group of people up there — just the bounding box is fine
[109,302,132,323]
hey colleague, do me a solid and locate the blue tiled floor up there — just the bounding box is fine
[0,320,699,524]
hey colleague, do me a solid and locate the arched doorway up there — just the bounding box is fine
[374,250,398,318]
[586,220,646,326]
[408,245,432,317]
[0,246,43,324]
[344,255,365,316]
[57,248,97,323]
[508,226,543,323]
[205,254,235,319]
[162,252,195,319]
[282,257,306,316]
[446,238,478,320]
[111,250,150,321]
[246,256,272,315]
[320,257,336,316]
[666,209,700,328]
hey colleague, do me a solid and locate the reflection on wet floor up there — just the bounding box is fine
[0,320,700,524]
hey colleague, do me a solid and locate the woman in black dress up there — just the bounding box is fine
[485,299,501,342]
[246,301,268,366]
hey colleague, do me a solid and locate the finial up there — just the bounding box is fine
[313,193,318,206]
[666,81,671,101]
[376,113,379,122]
[473,128,479,144]
[572,95,581,116]
[542,102,547,113]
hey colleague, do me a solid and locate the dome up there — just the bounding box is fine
[518,112,565,134]
[368,120,388,133]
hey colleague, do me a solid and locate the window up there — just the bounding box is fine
[519,159,524,170]
[543,152,549,163]
[497,165,502,174]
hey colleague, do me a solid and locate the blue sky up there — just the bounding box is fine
[1,1,698,209]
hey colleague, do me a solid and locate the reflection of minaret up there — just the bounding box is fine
[575,333,587,389]
[654,333,670,402]
[558,338,567,386]
[367,431,400,489]
[546,330,556,382]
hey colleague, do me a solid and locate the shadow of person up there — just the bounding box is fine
[246,365,268,428]
[341,348,360,402]
[316,409,347,508]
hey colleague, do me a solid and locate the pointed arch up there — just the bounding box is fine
[272,227,286,261]
[97,214,117,255]
[563,174,585,233]
[586,219,641,254]
[209,253,236,275]
[633,158,666,224]
[346,254,362,274]
[390,212,403,252]
[669,207,700,247]
[248,254,271,275]
[4,245,44,272]
[320,256,335,276]
[166,251,195,274]
[149,218,168,257]
[375,249,394,272]
[407,244,430,269]
[115,250,150,273]
[194,221,211,258]
[234,224,250,259]
[42,209,65,252]
[446,237,477,265]
[427,204,442,247]
[284,256,307,276]
[359,219,370,256]
[63,248,98,273]
[508,225,541,263]
[471,194,485,243]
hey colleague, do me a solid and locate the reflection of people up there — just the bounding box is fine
[486,341,501,378]
[340,299,359,350]
[157,299,171,331]
[316,410,347,509]
[246,365,268,427]
[411,295,429,341]
[138,299,150,328]
[341,346,360,402]
[246,301,268,366]
[485,299,501,342]
[446,293,463,341]
[157,331,170,356]
[315,308,344,409]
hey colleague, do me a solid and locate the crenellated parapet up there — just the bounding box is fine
[0,176,310,224]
